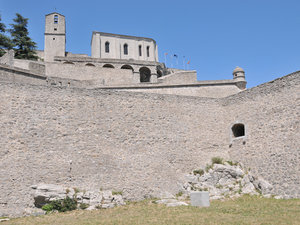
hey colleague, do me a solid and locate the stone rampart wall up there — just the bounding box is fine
[46,62,133,85]
[0,71,299,217]
[223,71,300,198]
[0,82,229,217]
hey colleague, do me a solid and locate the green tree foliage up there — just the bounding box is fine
[0,14,13,57]
[9,13,37,60]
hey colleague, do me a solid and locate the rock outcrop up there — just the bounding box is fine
[31,184,125,211]
[181,162,274,200]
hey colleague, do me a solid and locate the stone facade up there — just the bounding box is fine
[0,71,299,217]
[91,32,158,62]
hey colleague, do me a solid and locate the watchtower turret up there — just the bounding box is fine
[233,66,247,89]
[44,12,66,62]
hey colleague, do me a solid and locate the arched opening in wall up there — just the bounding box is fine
[105,42,110,53]
[121,65,134,71]
[139,67,151,82]
[232,123,245,138]
[63,61,74,65]
[103,64,114,68]
[139,45,142,56]
[54,15,58,24]
[85,63,95,67]
[157,69,162,78]
[124,44,128,55]
[147,46,150,57]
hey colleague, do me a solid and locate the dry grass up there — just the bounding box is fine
[4,195,300,225]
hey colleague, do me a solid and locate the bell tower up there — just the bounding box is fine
[44,12,66,62]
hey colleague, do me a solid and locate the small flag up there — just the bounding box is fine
[187,60,191,64]
[164,52,168,55]
[174,54,178,58]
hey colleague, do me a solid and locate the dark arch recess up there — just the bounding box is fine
[139,67,151,82]
[121,65,134,71]
[103,64,115,68]
[85,63,95,67]
[232,123,245,138]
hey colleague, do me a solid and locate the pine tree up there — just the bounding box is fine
[9,13,38,60]
[0,14,13,57]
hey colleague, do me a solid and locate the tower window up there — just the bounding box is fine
[124,44,128,55]
[54,28,57,31]
[232,123,245,138]
[139,45,142,56]
[147,46,150,57]
[105,42,110,53]
[54,15,58,24]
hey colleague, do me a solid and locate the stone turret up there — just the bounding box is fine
[233,66,247,89]
[44,12,66,62]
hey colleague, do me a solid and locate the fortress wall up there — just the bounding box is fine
[222,72,300,197]
[121,84,241,98]
[0,64,46,86]
[0,82,229,217]
[158,71,197,84]
[46,63,133,85]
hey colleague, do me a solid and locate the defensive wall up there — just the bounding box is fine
[0,70,299,217]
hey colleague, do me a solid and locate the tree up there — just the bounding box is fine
[0,14,13,57]
[9,13,37,60]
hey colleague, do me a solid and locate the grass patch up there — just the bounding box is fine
[211,157,223,165]
[4,196,300,225]
[193,169,204,176]
[112,190,122,196]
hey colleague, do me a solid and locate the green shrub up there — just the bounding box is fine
[205,164,213,172]
[176,191,183,197]
[79,203,89,210]
[211,157,223,165]
[112,191,123,195]
[42,196,78,213]
[193,169,204,176]
[41,204,53,213]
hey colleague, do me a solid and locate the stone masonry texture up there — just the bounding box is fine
[0,71,299,217]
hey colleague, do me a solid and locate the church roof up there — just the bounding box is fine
[92,31,156,44]
[45,12,65,17]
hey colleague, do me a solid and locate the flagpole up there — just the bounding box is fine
[164,54,167,67]
[183,56,185,70]
[170,54,173,68]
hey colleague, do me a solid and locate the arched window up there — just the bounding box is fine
[54,15,58,24]
[139,45,142,56]
[124,44,128,55]
[232,123,245,138]
[105,42,110,53]
[147,46,150,57]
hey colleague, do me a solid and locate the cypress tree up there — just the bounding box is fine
[9,13,38,60]
[0,14,13,57]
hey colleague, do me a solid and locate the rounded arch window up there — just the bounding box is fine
[124,44,128,55]
[232,123,245,138]
[105,42,110,53]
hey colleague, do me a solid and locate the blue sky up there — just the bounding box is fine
[1,0,299,87]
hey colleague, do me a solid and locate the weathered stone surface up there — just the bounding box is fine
[0,71,299,217]
[31,184,125,213]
